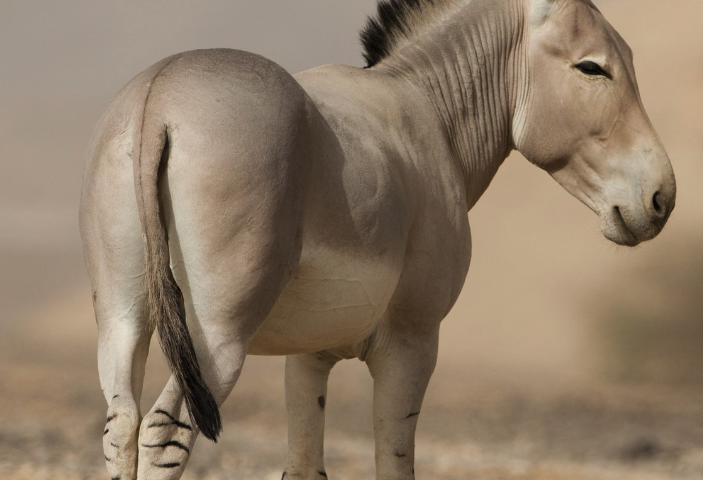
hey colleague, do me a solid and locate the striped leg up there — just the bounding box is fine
[94,282,153,480]
[136,311,253,479]
[89,221,153,480]
[136,223,299,478]
[137,377,196,480]
[283,353,339,480]
[81,106,156,480]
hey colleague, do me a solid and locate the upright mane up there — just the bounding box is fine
[361,0,460,67]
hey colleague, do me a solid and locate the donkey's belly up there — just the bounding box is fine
[248,247,399,355]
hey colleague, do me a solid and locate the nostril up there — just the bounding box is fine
[652,191,663,215]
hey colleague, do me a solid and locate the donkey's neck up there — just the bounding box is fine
[376,0,526,209]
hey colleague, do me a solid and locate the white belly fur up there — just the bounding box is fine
[248,244,399,355]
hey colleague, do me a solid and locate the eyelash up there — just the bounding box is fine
[575,61,612,79]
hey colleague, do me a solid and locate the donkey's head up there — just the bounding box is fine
[513,0,676,246]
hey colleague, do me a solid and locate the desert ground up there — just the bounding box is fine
[1,1,703,479]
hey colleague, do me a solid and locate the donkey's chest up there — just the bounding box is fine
[247,245,401,355]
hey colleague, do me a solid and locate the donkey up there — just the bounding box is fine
[80,0,676,478]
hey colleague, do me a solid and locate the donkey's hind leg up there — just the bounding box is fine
[136,299,255,480]
[136,266,293,480]
[96,293,152,480]
[82,154,154,480]
[137,376,196,480]
[136,319,253,480]
[137,163,306,479]
[88,238,152,480]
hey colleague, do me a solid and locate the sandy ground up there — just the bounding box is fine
[2,0,703,479]
[2,260,703,480]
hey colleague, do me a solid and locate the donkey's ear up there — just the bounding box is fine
[530,0,561,26]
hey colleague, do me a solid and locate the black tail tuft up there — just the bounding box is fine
[150,247,222,442]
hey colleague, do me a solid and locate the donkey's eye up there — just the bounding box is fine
[575,61,611,79]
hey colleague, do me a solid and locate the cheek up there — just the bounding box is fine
[579,86,620,138]
[522,78,620,162]
[515,78,582,167]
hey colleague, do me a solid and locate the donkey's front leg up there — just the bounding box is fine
[365,324,439,480]
[283,352,339,480]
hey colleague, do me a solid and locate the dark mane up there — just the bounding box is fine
[360,0,439,68]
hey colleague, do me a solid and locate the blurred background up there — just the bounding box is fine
[1,1,701,479]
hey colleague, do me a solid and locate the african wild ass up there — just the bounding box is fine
[80,0,675,478]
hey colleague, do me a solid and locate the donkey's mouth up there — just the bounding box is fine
[605,206,639,246]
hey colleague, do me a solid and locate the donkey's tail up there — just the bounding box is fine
[132,59,221,441]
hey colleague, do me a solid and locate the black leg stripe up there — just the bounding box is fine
[154,409,193,430]
[142,440,190,454]
[154,409,178,421]
[147,421,193,431]
[154,462,181,469]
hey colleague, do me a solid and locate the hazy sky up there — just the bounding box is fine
[0,1,376,212]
